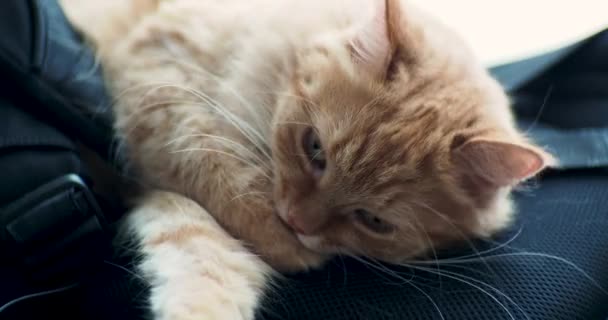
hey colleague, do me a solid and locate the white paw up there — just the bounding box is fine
[151,280,258,320]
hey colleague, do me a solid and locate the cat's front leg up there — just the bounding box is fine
[125,191,272,320]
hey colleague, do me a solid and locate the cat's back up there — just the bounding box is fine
[61,0,378,54]
[61,0,254,53]
[61,0,504,126]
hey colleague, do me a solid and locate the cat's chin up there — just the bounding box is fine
[296,234,340,255]
[265,236,330,273]
[274,208,336,255]
[254,209,330,273]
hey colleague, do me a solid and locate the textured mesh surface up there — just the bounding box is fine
[254,171,608,320]
[59,171,608,320]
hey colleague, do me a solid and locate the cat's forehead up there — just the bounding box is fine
[318,82,487,193]
[326,109,442,192]
[304,51,495,192]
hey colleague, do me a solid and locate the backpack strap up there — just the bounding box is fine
[0,0,121,291]
[0,0,115,162]
[490,28,608,170]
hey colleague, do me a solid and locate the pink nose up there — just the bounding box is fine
[286,214,315,235]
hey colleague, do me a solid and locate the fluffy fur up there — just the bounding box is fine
[61,0,554,319]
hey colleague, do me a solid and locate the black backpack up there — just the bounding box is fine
[1,0,607,319]
[0,1,128,315]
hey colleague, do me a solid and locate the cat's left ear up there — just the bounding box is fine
[452,136,557,188]
[349,0,402,80]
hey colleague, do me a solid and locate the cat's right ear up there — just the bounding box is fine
[348,0,402,80]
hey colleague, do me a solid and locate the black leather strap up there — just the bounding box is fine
[0,0,117,290]
[1,174,109,284]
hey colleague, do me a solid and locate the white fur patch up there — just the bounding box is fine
[127,191,271,320]
[297,234,323,250]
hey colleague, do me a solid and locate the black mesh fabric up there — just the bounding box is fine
[59,170,608,320]
[255,170,608,320]
[28,170,605,320]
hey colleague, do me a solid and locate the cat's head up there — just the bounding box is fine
[270,0,555,264]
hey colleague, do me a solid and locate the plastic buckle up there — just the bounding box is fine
[1,174,109,283]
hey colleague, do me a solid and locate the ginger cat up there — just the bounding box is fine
[61,0,554,319]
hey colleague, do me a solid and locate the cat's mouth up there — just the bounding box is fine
[274,200,297,232]
[276,209,297,233]
[276,209,310,236]
[274,206,333,255]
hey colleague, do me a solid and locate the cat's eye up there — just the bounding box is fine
[303,128,326,176]
[354,209,395,234]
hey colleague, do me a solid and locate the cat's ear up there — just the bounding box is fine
[348,0,401,79]
[452,135,556,188]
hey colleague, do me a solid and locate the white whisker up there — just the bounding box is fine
[275,121,311,127]
[407,281,445,320]
[117,80,272,164]
[103,260,150,286]
[407,226,524,265]
[165,133,271,170]
[168,84,272,161]
[523,85,554,135]
[154,58,274,154]
[230,191,269,202]
[426,252,606,294]
[348,256,443,320]
[171,147,271,180]
[405,263,523,320]
[410,212,442,289]
[348,255,414,285]
[411,201,498,277]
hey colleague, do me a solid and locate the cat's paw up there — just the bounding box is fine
[156,292,255,320]
[128,191,270,320]
[159,305,251,320]
[147,244,266,320]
